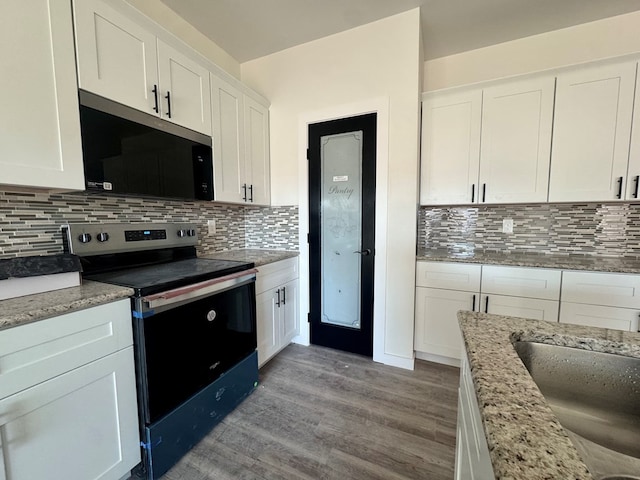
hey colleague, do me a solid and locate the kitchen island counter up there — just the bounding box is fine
[0,281,133,331]
[458,311,640,479]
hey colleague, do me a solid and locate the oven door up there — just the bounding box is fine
[134,271,257,424]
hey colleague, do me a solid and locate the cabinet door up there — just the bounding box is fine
[73,0,159,115]
[244,95,271,206]
[479,76,555,203]
[549,61,637,202]
[626,62,640,200]
[211,74,245,203]
[559,303,639,332]
[483,294,559,322]
[157,40,212,135]
[415,287,478,360]
[256,289,279,367]
[0,0,84,190]
[0,348,140,480]
[420,90,482,205]
[281,279,299,345]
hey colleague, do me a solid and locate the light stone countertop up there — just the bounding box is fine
[201,249,299,267]
[0,281,133,332]
[458,311,640,479]
[418,248,640,274]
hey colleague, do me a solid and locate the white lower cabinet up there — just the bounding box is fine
[455,352,494,480]
[0,348,139,480]
[559,271,640,332]
[256,258,299,367]
[415,288,478,360]
[0,299,140,480]
[415,262,481,362]
[415,262,559,363]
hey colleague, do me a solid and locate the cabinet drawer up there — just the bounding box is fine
[481,265,561,300]
[0,299,132,400]
[416,262,481,292]
[484,294,559,322]
[256,257,299,294]
[561,270,640,308]
[559,302,639,332]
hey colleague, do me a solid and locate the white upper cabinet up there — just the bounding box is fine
[211,74,271,205]
[0,0,84,190]
[420,90,482,205]
[479,76,555,203]
[74,0,211,135]
[244,95,271,206]
[73,0,158,115]
[549,61,637,202]
[627,63,640,200]
[157,40,212,135]
[211,75,245,203]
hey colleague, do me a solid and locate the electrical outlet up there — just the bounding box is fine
[502,218,514,234]
[207,219,216,235]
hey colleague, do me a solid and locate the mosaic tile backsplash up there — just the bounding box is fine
[418,203,640,258]
[0,189,298,259]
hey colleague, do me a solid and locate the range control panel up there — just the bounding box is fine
[63,223,198,256]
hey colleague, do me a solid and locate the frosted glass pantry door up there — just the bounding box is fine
[320,131,363,328]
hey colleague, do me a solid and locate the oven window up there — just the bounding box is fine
[141,282,256,423]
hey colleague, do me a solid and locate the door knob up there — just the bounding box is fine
[353,249,372,256]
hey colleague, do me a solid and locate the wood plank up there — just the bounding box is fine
[158,344,459,480]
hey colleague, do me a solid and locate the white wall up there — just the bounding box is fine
[124,0,241,79]
[241,9,422,368]
[424,10,640,91]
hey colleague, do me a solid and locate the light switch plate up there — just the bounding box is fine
[207,219,216,235]
[502,218,514,234]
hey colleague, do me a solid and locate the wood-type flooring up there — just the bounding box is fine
[160,344,460,480]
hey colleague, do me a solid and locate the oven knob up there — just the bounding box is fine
[177,229,187,238]
[78,233,92,244]
[187,229,196,237]
[97,232,109,242]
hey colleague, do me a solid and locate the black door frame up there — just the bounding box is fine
[308,113,376,356]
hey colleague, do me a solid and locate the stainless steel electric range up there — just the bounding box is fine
[64,222,259,480]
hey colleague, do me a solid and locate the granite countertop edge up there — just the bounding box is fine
[0,281,134,332]
[417,249,640,274]
[200,248,299,267]
[458,311,640,479]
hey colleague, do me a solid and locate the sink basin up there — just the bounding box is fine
[513,341,640,480]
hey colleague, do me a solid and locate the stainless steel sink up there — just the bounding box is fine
[513,341,640,480]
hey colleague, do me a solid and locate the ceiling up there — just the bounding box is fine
[159,0,640,63]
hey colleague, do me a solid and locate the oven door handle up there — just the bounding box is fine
[142,269,258,309]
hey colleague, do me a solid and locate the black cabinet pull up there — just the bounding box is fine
[484,296,489,313]
[616,176,623,199]
[242,183,247,201]
[472,294,476,311]
[471,184,475,203]
[276,288,281,307]
[634,175,639,199]
[165,91,172,118]
[482,184,486,203]
[282,286,286,305]
[152,85,159,113]
[248,184,254,202]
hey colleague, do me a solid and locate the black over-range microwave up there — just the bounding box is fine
[79,90,213,201]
